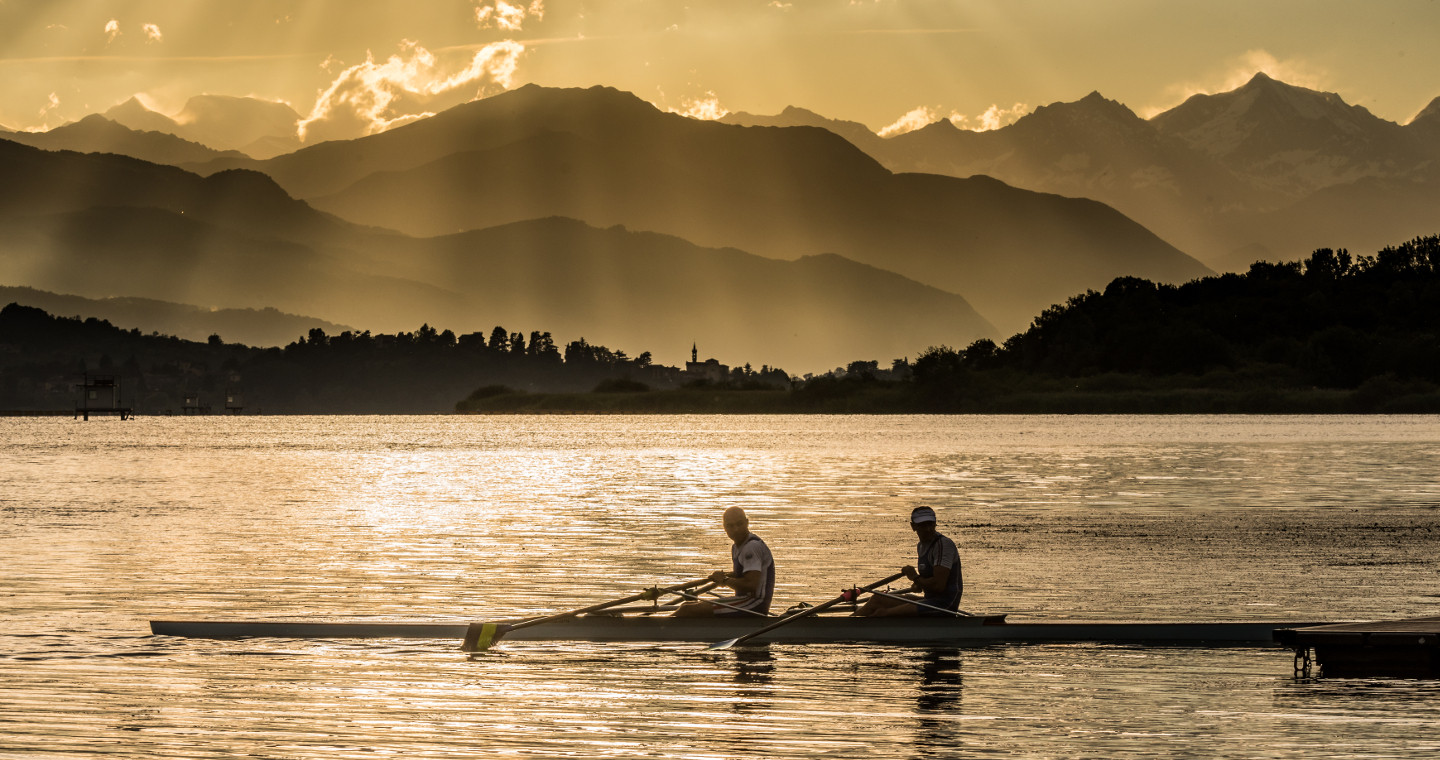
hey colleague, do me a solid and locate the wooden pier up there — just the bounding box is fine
[74,373,132,421]
[1276,616,1440,678]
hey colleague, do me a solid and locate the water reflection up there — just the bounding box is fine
[7,416,1440,759]
[729,647,776,714]
[913,648,964,754]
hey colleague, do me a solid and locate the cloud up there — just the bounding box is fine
[1142,50,1330,117]
[878,106,944,137]
[672,92,728,120]
[879,102,1028,137]
[973,102,1028,131]
[475,1,545,32]
[104,19,120,45]
[297,40,525,144]
[37,92,60,120]
[142,23,163,44]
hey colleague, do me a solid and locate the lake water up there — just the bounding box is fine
[3,415,1439,758]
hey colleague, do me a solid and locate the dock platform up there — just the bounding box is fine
[1276,616,1440,678]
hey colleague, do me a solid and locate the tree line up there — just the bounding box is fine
[5,235,1438,414]
[900,236,1440,412]
[0,310,751,413]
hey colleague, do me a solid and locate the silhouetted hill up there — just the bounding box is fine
[384,216,995,369]
[262,84,1207,333]
[0,139,994,370]
[0,286,350,347]
[104,98,182,136]
[1,115,245,166]
[988,237,1440,389]
[1217,175,1440,271]
[0,139,328,237]
[896,236,1440,412]
[245,84,679,198]
[0,303,648,413]
[721,105,888,156]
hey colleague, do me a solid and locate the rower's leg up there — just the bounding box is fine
[672,600,715,617]
[870,600,921,617]
[857,594,912,617]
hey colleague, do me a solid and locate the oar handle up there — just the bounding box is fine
[717,571,905,649]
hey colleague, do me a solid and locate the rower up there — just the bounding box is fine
[856,506,962,617]
[675,506,775,617]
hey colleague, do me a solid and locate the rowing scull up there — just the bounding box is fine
[149,615,1333,646]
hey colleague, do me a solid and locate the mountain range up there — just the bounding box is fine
[727,73,1440,271]
[0,84,1223,370]
[15,76,1432,372]
[211,84,1208,333]
[0,285,350,348]
[0,136,993,370]
[104,95,303,159]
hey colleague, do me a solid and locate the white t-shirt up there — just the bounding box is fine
[726,533,775,613]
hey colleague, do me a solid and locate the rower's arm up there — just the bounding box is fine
[909,565,950,595]
[716,569,762,596]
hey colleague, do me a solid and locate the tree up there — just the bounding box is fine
[488,326,508,351]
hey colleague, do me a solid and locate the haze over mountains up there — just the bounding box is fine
[105,95,304,159]
[0,134,991,370]
[0,285,350,348]
[727,73,1440,272]
[5,76,1434,371]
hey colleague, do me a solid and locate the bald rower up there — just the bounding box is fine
[674,506,776,617]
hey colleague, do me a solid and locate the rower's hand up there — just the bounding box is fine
[708,569,729,585]
[901,565,919,582]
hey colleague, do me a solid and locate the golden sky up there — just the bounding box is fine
[2,0,1438,138]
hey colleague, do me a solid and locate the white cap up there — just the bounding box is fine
[910,506,937,524]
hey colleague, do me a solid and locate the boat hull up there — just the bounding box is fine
[150,616,1327,646]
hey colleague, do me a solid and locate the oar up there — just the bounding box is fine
[462,578,710,652]
[866,589,974,617]
[707,572,905,650]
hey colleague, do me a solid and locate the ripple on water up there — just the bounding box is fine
[3,415,1440,758]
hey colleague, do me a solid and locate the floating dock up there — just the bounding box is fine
[1276,616,1440,678]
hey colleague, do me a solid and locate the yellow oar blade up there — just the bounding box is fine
[460,622,508,652]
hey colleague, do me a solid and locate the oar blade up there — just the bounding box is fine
[706,637,741,651]
[460,622,512,652]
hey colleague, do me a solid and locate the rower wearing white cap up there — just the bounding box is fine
[674,506,776,617]
[856,506,963,617]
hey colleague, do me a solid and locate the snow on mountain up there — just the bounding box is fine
[1150,72,1431,194]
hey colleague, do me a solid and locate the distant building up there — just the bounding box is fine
[684,343,729,384]
[74,373,132,420]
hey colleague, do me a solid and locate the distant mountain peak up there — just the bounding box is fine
[1411,95,1440,128]
[780,105,825,120]
[1017,90,1145,135]
[915,117,960,134]
[106,96,165,120]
